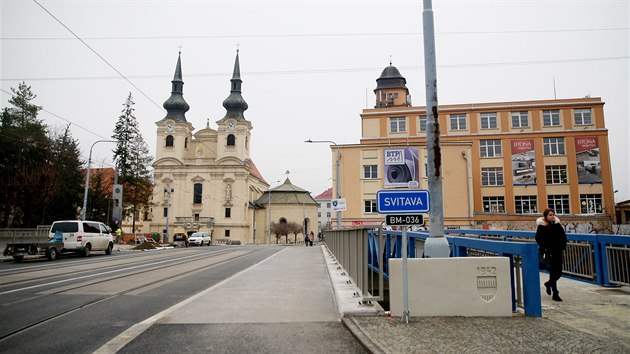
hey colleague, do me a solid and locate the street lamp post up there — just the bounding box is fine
[82,140,116,221]
[305,139,341,230]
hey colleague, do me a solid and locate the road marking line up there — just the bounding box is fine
[93,248,286,354]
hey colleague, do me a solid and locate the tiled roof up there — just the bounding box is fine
[314,187,333,200]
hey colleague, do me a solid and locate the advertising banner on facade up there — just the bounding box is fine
[384,148,419,188]
[511,139,536,185]
[575,137,601,183]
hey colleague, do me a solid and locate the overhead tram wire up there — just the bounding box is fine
[2,26,628,40]
[0,87,109,141]
[2,55,628,83]
[32,0,165,114]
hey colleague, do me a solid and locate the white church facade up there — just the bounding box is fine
[145,51,318,244]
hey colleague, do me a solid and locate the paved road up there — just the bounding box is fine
[98,246,365,353]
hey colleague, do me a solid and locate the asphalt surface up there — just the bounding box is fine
[95,243,630,353]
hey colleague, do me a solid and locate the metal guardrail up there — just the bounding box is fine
[325,227,630,317]
[325,228,384,302]
[442,229,630,287]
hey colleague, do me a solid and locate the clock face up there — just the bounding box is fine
[165,123,174,132]
[227,121,235,132]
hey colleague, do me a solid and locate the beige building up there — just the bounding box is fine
[332,64,616,231]
[147,52,317,243]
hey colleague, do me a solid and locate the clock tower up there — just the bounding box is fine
[156,52,194,162]
[217,50,252,161]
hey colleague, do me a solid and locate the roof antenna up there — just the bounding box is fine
[236,42,240,53]
[553,77,557,99]
[178,45,182,55]
[389,55,392,66]
[206,118,210,128]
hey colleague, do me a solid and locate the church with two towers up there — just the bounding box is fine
[147,51,318,244]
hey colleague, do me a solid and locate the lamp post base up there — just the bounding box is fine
[424,236,450,258]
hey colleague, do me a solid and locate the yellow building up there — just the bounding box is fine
[334,64,616,231]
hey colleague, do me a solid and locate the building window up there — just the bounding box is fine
[318,212,321,217]
[545,165,568,184]
[227,134,236,146]
[483,196,505,213]
[543,137,565,156]
[481,167,504,186]
[194,213,199,221]
[364,200,377,213]
[515,196,538,214]
[193,183,202,204]
[480,112,498,129]
[184,137,188,149]
[580,194,603,214]
[480,139,502,158]
[327,212,331,217]
[548,195,570,214]
[165,135,174,147]
[574,108,592,125]
[511,111,529,128]
[390,117,406,133]
[326,202,331,208]
[163,207,168,218]
[225,230,230,237]
[450,114,467,131]
[225,208,231,218]
[363,165,378,179]
[418,115,427,132]
[543,109,561,127]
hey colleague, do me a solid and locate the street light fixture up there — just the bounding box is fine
[82,140,116,221]
[305,139,341,230]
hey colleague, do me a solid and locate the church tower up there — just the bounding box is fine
[374,62,411,108]
[216,50,252,161]
[156,52,194,163]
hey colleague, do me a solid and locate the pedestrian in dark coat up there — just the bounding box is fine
[535,208,568,301]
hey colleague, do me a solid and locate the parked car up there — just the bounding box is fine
[48,220,113,257]
[172,233,189,248]
[188,232,211,246]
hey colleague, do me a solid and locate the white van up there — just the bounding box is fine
[48,220,114,257]
[188,232,211,246]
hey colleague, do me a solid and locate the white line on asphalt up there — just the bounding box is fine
[93,248,287,354]
[0,253,206,295]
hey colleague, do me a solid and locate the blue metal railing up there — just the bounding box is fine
[367,230,541,316]
[365,228,630,317]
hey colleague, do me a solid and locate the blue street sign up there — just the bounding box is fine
[376,190,430,214]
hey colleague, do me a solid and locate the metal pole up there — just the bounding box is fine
[268,187,272,245]
[401,227,409,323]
[305,139,342,230]
[82,140,116,221]
[165,185,171,243]
[335,144,341,230]
[422,0,449,257]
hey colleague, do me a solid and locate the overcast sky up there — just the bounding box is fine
[2,0,629,202]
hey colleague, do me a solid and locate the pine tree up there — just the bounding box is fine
[111,92,154,231]
[0,83,83,227]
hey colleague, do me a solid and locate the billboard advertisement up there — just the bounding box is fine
[384,148,419,188]
[511,139,536,185]
[575,137,601,183]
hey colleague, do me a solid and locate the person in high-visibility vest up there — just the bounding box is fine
[115,228,122,244]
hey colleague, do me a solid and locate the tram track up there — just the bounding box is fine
[0,247,260,342]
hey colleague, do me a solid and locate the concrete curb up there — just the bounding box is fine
[341,317,386,354]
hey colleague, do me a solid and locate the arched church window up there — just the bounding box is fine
[166,135,174,147]
[227,134,236,146]
[185,137,188,149]
[279,218,287,224]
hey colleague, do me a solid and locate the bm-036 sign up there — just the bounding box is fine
[386,214,424,226]
[376,190,430,214]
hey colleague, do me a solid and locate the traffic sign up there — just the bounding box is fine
[386,214,424,226]
[377,190,430,214]
[332,198,346,212]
